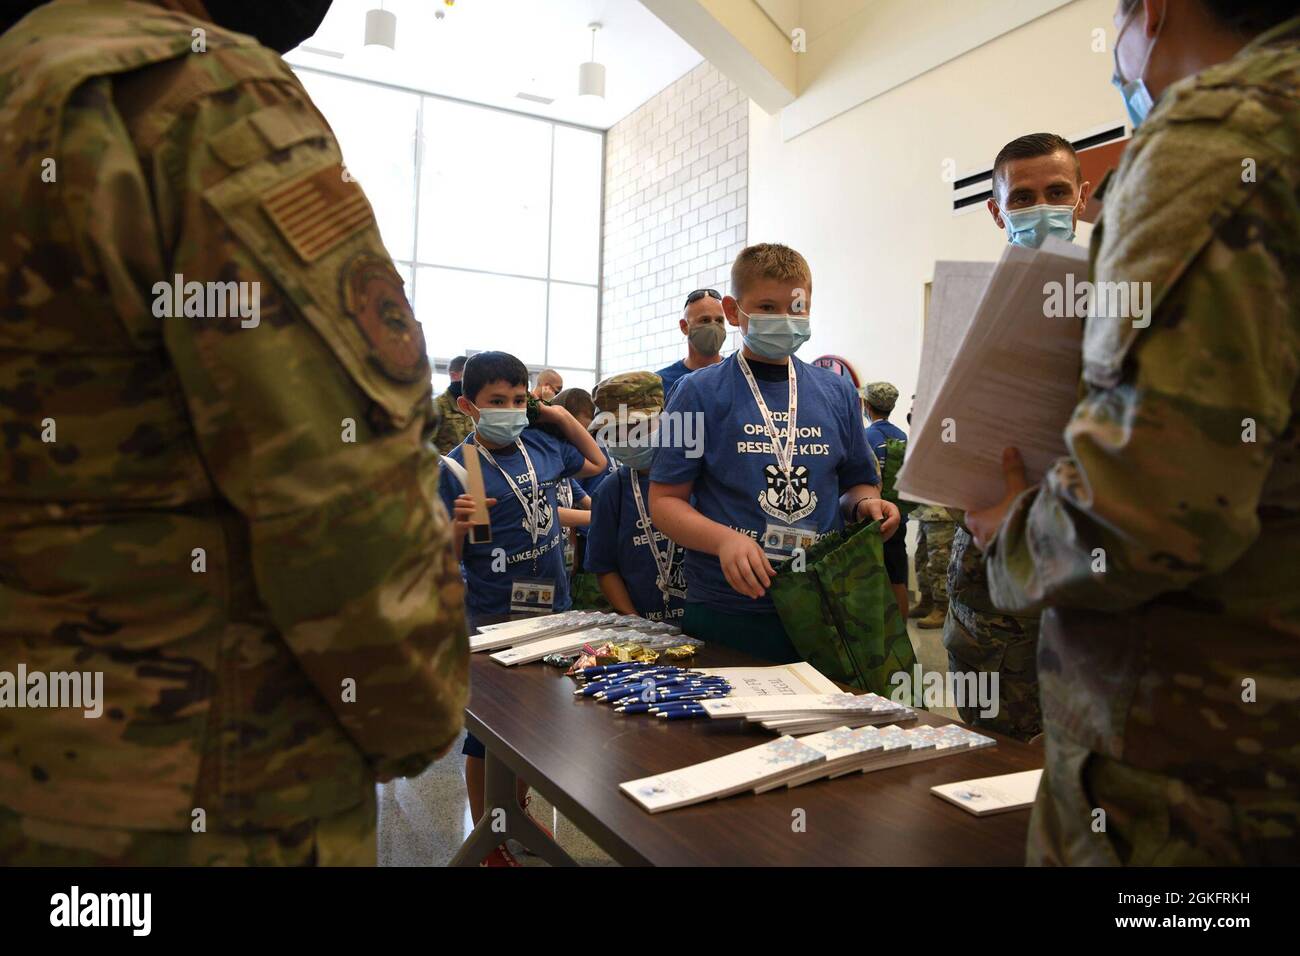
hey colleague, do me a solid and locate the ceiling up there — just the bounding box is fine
[284,0,703,130]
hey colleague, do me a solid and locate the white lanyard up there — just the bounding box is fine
[737,353,798,480]
[629,469,676,603]
[474,437,542,546]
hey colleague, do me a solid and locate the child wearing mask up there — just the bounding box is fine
[585,372,687,624]
[649,243,900,662]
[438,351,606,865]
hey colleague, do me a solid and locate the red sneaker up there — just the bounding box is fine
[479,845,521,867]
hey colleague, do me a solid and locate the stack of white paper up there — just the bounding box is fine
[470,611,677,653]
[931,768,1042,815]
[619,723,998,813]
[698,692,916,734]
[490,627,661,666]
[692,662,840,697]
[619,736,827,813]
[897,239,1090,512]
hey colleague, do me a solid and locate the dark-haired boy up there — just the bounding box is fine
[437,351,605,865]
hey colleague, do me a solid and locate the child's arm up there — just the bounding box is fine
[558,507,591,529]
[597,571,639,616]
[650,480,776,600]
[840,484,900,540]
[450,492,498,561]
[534,402,606,477]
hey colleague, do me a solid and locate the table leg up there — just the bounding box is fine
[448,748,578,867]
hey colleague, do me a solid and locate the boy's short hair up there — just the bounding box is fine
[448,355,468,375]
[552,387,595,421]
[730,243,812,303]
[462,351,529,402]
[991,133,1079,200]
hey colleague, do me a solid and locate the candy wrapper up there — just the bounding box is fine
[663,643,699,659]
[608,642,659,663]
[542,652,580,669]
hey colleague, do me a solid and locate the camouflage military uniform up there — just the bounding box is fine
[911,505,954,619]
[0,1,468,864]
[943,525,1041,741]
[987,17,1300,865]
[430,386,473,455]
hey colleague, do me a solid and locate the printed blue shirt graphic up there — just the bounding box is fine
[585,466,688,623]
[865,419,907,472]
[651,354,878,613]
[439,427,585,618]
[656,358,691,398]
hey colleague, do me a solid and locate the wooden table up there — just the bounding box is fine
[450,643,1041,866]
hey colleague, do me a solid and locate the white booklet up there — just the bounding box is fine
[489,627,635,666]
[754,725,886,793]
[693,662,840,697]
[699,692,908,721]
[931,768,1042,816]
[620,736,827,813]
[897,240,1089,512]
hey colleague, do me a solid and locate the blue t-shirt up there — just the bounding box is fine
[650,354,879,614]
[585,466,688,623]
[439,427,585,618]
[656,359,691,398]
[865,418,907,471]
[572,447,616,539]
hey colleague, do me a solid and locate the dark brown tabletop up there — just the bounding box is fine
[465,643,1041,866]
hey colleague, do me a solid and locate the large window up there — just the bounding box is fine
[295,68,603,394]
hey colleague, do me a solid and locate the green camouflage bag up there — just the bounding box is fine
[569,569,612,612]
[770,519,918,702]
[881,437,916,521]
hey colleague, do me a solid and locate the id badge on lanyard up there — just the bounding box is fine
[629,469,678,613]
[476,437,556,613]
[738,355,818,562]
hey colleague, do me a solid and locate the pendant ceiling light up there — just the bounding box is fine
[365,2,397,51]
[578,22,605,100]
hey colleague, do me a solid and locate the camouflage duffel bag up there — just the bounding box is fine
[769,519,918,701]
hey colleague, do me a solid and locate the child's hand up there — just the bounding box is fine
[718,530,776,600]
[452,493,497,537]
[532,401,570,426]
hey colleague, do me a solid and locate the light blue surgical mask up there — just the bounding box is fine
[1112,5,1161,130]
[740,309,811,360]
[608,442,657,472]
[472,406,528,445]
[1004,202,1078,248]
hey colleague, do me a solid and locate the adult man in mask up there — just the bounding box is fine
[432,354,474,454]
[656,287,729,398]
[968,0,1299,865]
[940,133,1092,743]
[0,0,469,864]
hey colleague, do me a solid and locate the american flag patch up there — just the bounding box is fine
[261,165,373,263]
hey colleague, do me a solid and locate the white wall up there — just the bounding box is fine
[601,61,749,377]
[747,0,1122,412]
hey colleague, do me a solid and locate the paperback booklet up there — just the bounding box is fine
[699,692,915,733]
[619,736,826,813]
[931,768,1042,816]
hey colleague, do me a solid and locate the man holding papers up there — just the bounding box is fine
[968,1,1300,866]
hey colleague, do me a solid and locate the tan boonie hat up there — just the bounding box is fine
[861,381,899,413]
[591,371,664,431]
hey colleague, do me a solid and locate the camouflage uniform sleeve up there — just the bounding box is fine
[987,93,1299,614]
[139,59,468,779]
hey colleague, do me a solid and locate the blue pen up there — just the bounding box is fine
[618,692,726,714]
[603,681,724,703]
[657,707,708,720]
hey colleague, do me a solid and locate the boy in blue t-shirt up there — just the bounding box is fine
[438,351,607,865]
[649,243,901,663]
[862,381,912,619]
[585,372,687,624]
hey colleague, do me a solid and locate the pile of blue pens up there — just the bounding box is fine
[572,662,732,720]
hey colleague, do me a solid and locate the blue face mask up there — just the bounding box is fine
[1112,6,1161,130]
[473,406,528,445]
[740,310,812,360]
[608,442,657,472]
[1003,202,1078,248]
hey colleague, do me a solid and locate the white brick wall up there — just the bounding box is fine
[600,62,748,378]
